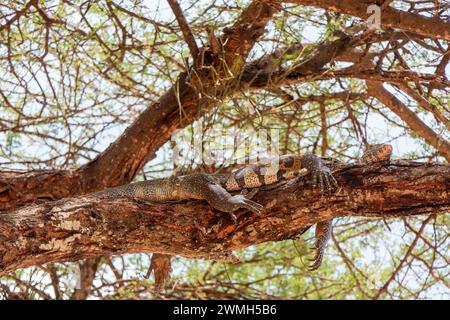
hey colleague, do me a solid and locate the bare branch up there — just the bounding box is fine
[166,0,199,60]
[395,82,450,131]
[371,216,433,299]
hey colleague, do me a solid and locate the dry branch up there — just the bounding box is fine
[288,0,450,41]
[167,0,199,60]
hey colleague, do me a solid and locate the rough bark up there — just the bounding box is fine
[288,0,450,41]
[0,160,448,276]
[0,170,83,212]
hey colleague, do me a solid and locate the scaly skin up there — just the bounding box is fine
[219,154,337,193]
[308,220,333,271]
[360,143,393,165]
[95,173,264,215]
[307,143,393,271]
[95,154,336,220]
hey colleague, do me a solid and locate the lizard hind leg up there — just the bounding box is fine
[227,188,261,222]
[205,183,264,219]
[308,219,333,271]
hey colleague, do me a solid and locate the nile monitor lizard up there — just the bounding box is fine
[95,154,336,218]
[95,154,337,264]
[305,143,393,271]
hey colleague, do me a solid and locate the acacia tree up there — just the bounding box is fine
[0,0,448,299]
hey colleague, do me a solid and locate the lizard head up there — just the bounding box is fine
[361,143,393,164]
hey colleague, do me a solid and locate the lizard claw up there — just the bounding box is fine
[307,246,325,271]
[307,220,333,271]
[308,254,324,271]
[229,212,237,223]
[241,198,264,215]
[232,195,264,216]
[312,163,338,194]
[301,154,338,194]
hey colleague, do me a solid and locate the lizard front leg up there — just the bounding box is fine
[299,155,336,270]
[305,144,392,270]
[300,154,338,193]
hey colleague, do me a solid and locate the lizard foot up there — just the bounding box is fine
[307,250,325,271]
[231,195,264,215]
[301,154,338,194]
[225,197,263,223]
[312,165,338,194]
[206,184,263,218]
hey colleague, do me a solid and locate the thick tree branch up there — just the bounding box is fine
[0,170,83,211]
[287,0,450,41]
[0,161,448,276]
[243,31,352,88]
